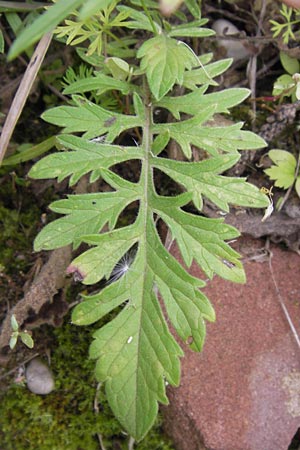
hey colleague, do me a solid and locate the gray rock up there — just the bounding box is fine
[26,358,55,395]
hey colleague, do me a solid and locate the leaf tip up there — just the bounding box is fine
[67,264,86,282]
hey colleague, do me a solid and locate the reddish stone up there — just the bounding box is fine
[163,238,300,450]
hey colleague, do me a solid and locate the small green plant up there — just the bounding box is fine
[270,4,300,44]
[9,314,34,350]
[265,149,300,198]
[273,51,300,102]
[6,0,269,442]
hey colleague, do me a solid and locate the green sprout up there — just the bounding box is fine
[9,314,34,350]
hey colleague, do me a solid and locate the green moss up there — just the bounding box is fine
[0,320,174,450]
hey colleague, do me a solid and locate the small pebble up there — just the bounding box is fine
[25,358,55,395]
[212,19,251,60]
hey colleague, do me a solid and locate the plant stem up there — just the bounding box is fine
[140,0,158,35]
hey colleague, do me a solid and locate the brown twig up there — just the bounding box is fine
[0,32,52,164]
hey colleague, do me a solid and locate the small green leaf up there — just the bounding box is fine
[3,136,56,165]
[264,149,296,189]
[11,314,19,332]
[137,35,198,100]
[105,57,131,81]
[273,74,295,97]
[280,51,300,75]
[9,333,18,350]
[169,27,215,38]
[20,332,34,349]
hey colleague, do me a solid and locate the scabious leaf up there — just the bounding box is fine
[41,95,143,140]
[34,180,140,251]
[28,134,142,185]
[264,149,296,189]
[137,34,198,100]
[63,73,133,96]
[153,155,269,211]
[182,58,232,90]
[157,87,250,120]
[154,117,267,159]
[29,8,268,440]
[152,195,244,283]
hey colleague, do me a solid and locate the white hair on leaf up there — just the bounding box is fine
[108,246,137,284]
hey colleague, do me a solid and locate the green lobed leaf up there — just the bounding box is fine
[29,21,270,440]
[264,149,296,189]
[72,217,214,439]
[63,73,133,96]
[137,35,198,100]
[182,58,232,90]
[147,224,215,352]
[153,155,269,211]
[28,134,142,185]
[156,87,250,120]
[152,195,245,283]
[41,95,143,140]
[34,179,140,251]
[154,117,267,159]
